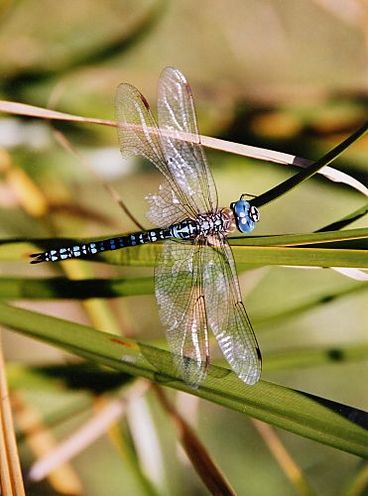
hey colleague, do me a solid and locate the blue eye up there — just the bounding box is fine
[231,199,259,233]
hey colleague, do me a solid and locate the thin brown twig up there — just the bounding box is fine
[104,184,145,230]
[28,380,149,482]
[1,99,367,197]
[0,332,25,496]
[252,419,316,496]
[52,128,145,231]
[12,392,82,495]
[153,384,236,496]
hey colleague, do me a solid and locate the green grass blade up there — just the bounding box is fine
[1,301,368,458]
[344,464,368,496]
[316,203,368,232]
[252,120,368,208]
[254,282,368,327]
[0,276,365,303]
[230,227,368,247]
[232,246,367,268]
[8,362,132,394]
[1,239,367,268]
[0,276,153,299]
[264,344,368,371]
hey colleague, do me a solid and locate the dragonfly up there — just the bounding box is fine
[31,67,262,387]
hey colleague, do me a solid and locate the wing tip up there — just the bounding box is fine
[244,371,261,386]
[160,66,187,85]
[115,82,147,107]
[237,355,262,386]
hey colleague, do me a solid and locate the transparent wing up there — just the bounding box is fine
[115,82,197,220]
[146,181,188,227]
[202,236,262,385]
[157,67,218,214]
[155,240,210,387]
[115,83,166,167]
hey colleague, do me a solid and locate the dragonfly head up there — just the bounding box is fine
[230,196,260,234]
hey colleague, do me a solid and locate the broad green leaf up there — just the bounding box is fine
[1,301,368,458]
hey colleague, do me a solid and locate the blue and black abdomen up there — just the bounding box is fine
[30,217,214,264]
[30,226,175,264]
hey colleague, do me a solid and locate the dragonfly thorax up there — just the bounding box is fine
[196,208,236,237]
[170,209,236,241]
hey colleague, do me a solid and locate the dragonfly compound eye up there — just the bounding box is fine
[231,198,259,234]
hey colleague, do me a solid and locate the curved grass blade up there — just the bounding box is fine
[0,101,366,197]
[316,203,368,232]
[1,302,368,458]
[252,120,368,208]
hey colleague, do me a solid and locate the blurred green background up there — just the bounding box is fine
[0,1,367,495]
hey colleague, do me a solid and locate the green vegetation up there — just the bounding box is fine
[0,2,367,495]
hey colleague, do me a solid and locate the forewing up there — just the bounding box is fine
[146,181,188,227]
[155,240,210,387]
[115,83,193,220]
[202,236,262,385]
[115,83,166,167]
[157,67,218,214]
